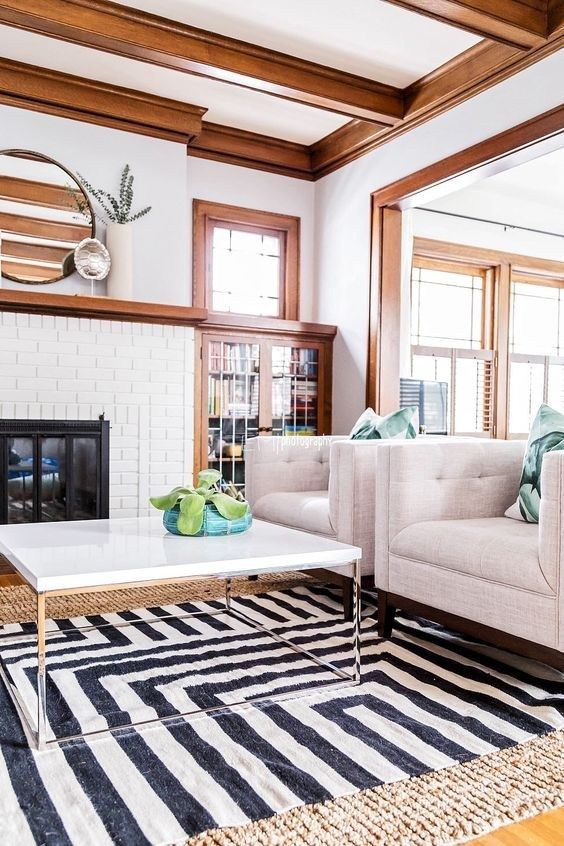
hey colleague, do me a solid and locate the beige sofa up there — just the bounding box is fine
[374,438,564,668]
[245,435,391,614]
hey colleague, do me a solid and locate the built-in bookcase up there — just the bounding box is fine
[196,324,334,493]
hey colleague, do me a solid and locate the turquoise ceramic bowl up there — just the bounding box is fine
[163,502,252,537]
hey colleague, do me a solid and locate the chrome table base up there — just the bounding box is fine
[0,562,361,750]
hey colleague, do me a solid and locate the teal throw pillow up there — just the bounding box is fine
[505,403,564,523]
[350,406,418,440]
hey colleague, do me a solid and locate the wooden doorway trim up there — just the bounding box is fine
[367,104,564,412]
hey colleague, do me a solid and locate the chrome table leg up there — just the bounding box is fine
[37,593,47,751]
[352,558,362,683]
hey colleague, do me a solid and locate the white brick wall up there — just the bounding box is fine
[0,312,195,518]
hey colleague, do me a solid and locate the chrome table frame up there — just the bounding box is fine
[0,561,361,750]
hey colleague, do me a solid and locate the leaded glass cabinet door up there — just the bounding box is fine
[271,344,320,436]
[203,336,260,493]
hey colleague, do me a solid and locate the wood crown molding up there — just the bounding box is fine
[0,56,206,144]
[0,0,403,124]
[380,0,548,50]
[188,123,313,181]
[0,289,208,325]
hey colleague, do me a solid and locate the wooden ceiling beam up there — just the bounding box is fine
[380,0,548,49]
[0,174,74,210]
[0,211,90,241]
[0,57,206,143]
[1,239,70,263]
[548,0,564,36]
[0,0,404,124]
[311,32,564,178]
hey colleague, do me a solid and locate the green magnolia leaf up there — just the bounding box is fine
[197,469,222,490]
[149,486,194,511]
[177,493,206,535]
[209,492,248,521]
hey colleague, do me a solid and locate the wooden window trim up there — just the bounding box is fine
[411,254,493,351]
[193,199,300,321]
[412,240,564,439]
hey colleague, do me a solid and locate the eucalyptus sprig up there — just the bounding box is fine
[77,164,152,225]
[150,469,249,535]
[64,183,93,225]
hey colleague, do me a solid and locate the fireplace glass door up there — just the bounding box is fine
[1,421,109,524]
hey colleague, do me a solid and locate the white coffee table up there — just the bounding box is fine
[0,517,362,750]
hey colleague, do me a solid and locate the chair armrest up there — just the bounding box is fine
[244,436,345,507]
[328,440,392,560]
[539,453,564,642]
[386,438,526,540]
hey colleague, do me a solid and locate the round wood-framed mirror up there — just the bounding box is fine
[0,149,96,285]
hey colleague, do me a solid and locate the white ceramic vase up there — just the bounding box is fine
[105,222,133,300]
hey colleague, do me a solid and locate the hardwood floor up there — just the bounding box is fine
[471,807,564,844]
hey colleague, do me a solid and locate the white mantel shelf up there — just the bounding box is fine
[0,289,208,326]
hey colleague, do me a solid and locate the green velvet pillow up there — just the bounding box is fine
[506,403,564,523]
[350,406,418,440]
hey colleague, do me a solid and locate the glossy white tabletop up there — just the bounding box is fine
[0,517,361,593]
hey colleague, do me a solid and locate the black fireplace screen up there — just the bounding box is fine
[0,420,109,524]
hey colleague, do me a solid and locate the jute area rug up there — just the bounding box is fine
[0,573,562,846]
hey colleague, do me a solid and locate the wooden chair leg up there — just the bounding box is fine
[378,589,396,638]
[342,577,354,622]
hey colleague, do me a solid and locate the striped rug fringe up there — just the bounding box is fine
[189,727,564,846]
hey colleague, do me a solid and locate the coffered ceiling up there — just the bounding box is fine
[0,0,562,179]
[111,0,480,86]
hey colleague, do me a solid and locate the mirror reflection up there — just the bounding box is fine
[0,150,94,285]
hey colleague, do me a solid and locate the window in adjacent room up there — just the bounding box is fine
[508,274,564,436]
[193,200,300,320]
[410,258,494,436]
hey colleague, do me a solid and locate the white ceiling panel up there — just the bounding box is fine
[0,26,350,144]
[115,0,480,87]
[424,147,564,234]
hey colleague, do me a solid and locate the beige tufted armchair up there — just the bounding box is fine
[244,435,389,615]
[374,438,564,668]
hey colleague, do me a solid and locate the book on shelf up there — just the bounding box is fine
[284,425,317,436]
[208,374,259,417]
[209,341,259,374]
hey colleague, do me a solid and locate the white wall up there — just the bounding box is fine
[314,49,564,434]
[0,104,189,303]
[186,156,316,319]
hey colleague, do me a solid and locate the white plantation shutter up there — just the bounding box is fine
[508,354,564,436]
[412,346,494,436]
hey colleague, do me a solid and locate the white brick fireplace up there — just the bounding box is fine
[0,311,195,517]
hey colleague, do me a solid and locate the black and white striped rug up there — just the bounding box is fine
[0,585,562,846]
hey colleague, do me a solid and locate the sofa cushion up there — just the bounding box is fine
[390,517,553,595]
[252,491,334,537]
